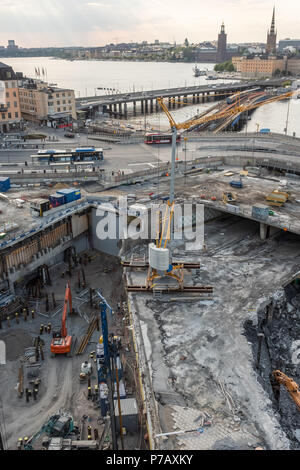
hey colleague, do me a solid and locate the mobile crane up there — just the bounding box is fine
[51,282,73,356]
[272,370,300,412]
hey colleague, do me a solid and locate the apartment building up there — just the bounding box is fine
[232,55,285,77]
[0,62,22,133]
[18,80,76,126]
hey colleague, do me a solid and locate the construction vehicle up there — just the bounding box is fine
[79,361,93,381]
[25,411,76,450]
[266,190,289,207]
[222,192,237,204]
[51,282,72,356]
[272,370,300,412]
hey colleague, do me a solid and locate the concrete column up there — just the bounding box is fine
[192,94,195,103]
[124,102,127,118]
[156,100,159,112]
[183,95,188,104]
[260,222,269,240]
[172,97,176,109]
[177,96,181,107]
[141,100,144,113]
[150,100,153,113]
[133,101,136,115]
[145,100,148,114]
[113,103,117,113]
[197,94,200,103]
[108,105,112,114]
[168,97,171,107]
[118,103,122,116]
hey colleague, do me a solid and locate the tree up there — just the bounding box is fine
[184,38,189,47]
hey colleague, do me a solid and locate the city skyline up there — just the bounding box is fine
[0,0,299,48]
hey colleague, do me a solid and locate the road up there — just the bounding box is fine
[76,78,288,110]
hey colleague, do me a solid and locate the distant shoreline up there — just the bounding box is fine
[0,55,217,64]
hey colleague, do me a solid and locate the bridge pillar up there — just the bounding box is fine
[118,103,122,116]
[108,105,112,114]
[259,222,270,240]
[183,95,188,104]
[168,97,171,107]
[177,96,181,107]
[150,100,153,113]
[141,100,144,114]
[113,103,117,115]
[172,97,176,109]
[192,94,195,103]
[124,102,127,118]
[145,100,148,114]
[197,94,200,103]
[133,101,136,115]
[156,100,159,112]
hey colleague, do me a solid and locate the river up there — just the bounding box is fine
[2,57,300,136]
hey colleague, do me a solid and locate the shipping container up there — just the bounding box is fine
[49,193,66,208]
[30,198,50,217]
[0,177,10,193]
[114,398,138,433]
[57,188,81,203]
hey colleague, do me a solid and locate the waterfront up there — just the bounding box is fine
[2,57,300,136]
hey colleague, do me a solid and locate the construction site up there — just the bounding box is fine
[1,89,300,452]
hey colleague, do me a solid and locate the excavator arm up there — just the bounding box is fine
[273,370,300,412]
[61,281,72,338]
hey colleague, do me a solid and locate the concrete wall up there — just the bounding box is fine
[90,207,121,257]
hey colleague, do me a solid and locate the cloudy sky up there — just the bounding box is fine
[0,0,298,47]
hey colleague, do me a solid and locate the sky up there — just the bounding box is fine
[0,0,299,48]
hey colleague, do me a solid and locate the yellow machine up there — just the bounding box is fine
[273,370,300,412]
[266,190,289,207]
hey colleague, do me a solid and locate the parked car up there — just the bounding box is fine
[64,132,75,138]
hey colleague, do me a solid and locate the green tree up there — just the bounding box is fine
[184,38,189,47]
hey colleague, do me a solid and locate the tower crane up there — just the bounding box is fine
[272,370,300,412]
[51,282,73,356]
[147,89,293,289]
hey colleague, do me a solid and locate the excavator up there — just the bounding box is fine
[272,370,300,412]
[51,282,73,356]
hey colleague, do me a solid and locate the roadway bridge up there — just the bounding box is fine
[76,78,287,119]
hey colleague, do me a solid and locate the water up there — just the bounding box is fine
[3,57,300,136]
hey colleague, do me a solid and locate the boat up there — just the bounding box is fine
[193,65,206,77]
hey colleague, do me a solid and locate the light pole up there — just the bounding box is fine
[285,99,291,136]
[184,137,188,186]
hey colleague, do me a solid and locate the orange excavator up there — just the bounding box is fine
[272,370,300,412]
[51,282,73,356]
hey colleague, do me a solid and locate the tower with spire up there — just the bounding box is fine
[266,7,277,54]
[217,22,227,62]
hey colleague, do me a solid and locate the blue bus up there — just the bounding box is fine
[31,147,104,165]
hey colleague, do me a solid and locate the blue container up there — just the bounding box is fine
[49,193,66,208]
[0,177,10,192]
[57,188,81,203]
